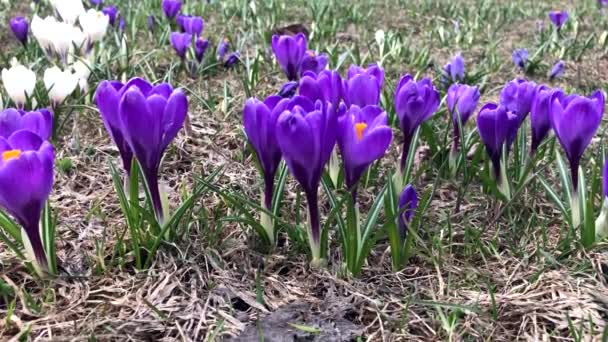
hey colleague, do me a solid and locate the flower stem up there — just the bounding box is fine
[305,188,322,266]
[260,177,275,246]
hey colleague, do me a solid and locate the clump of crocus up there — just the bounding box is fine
[595,159,608,241]
[0,130,54,276]
[170,32,192,60]
[2,62,36,109]
[550,89,604,227]
[549,10,569,30]
[442,52,465,85]
[343,64,384,108]
[162,0,182,19]
[512,48,528,70]
[549,60,565,80]
[276,100,337,266]
[447,84,480,168]
[243,95,291,245]
[178,16,204,36]
[530,85,553,154]
[10,16,29,47]
[337,105,392,198]
[476,103,519,199]
[394,74,440,173]
[0,108,53,141]
[97,78,188,224]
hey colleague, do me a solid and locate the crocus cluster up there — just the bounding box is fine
[95,78,188,225]
[32,0,110,63]
[271,33,328,81]
[0,108,55,276]
[170,14,209,64]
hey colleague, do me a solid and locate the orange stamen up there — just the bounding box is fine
[2,149,21,162]
[355,123,367,141]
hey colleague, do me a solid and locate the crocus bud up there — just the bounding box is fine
[224,52,240,68]
[170,32,192,60]
[102,6,118,26]
[549,60,565,80]
[271,33,306,81]
[512,48,528,69]
[44,66,79,106]
[162,0,182,19]
[1,63,36,109]
[530,85,553,153]
[549,10,569,30]
[10,16,29,46]
[343,64,384,108]
[398,185,418,241]
[442,52,464,85]
[550,89,604,227]
[595,158,608,241]
[394,74,439,172]
[194,38,209,63]
[147,15,156,32]
[217,38,230,59]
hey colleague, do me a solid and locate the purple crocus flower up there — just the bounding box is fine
[447,84,480,152]
[102,6,118,26]
[299,69,343,111]
[276,100,337,264]
[95,81,134,175]
[217,39,230,59]
[0,130,54,274]
[194,38,209,63]
[278,81,298,98]
[10,16,29,46]
[343,64,384,108]
[118,78,188,224]
[476,103,519,197]
[243,95,290,243]
[549,60,565,80]
[224,52,240,68]
[148,15,156,32]
[271,33,307,81]
[500,79,537,148]
[512,49,529,69]
[530,85,553,153]
[170,32,192,60]
[181,16,203,36]
[0,108,53,141]
[398,184,417,241]
[162,0,182,19]
[600,0,608,7]
[443,52,465,84]
[299,51,328,77]
[90,0,103,6]
[394,74,440,171]
[549,10,569,29]
[550,89,604,194]
[176,14,188,31]
[337,105,392,197]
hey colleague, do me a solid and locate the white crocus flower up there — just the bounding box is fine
[71,59,91,93]
[79,9,109,47]
[1,63,36,108]
[50,0,85,25]
[31,15,57,56]
[44,66,78,106]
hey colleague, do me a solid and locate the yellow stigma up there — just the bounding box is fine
[355,123,367,141]
[2,149,21,162]
[308,51,315,57]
